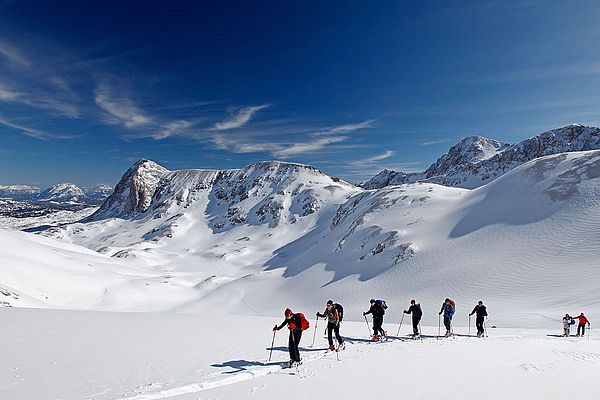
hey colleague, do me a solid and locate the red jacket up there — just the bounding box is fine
[575,315,590,325]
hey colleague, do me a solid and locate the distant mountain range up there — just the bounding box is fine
[360,124,600,189]
[0,183,113,205]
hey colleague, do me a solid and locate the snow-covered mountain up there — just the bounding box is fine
[0,151,593,328]
[37,183,86,203]
[84,184,114,205]
[0,184,41,200]
[361,124,600,189]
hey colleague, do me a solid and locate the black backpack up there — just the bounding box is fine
[334,303,344,322]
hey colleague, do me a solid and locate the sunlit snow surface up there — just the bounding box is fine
[1,151,600,399]
[1,308,599,400]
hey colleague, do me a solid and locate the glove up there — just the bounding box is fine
[439,312,442,315]
[316,312,320,317]
[363,312,367,316]
[288,323,297,330]
[273,325,279,331]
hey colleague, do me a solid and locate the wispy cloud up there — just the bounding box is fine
[94,84,152,128]
[420,138,452,146]
[0,83,21,101]
[213,135,282,153]
[0,41,31,67]
[0,116,65,140]
[211,104,270,130]
[273,136,348,157]
[210,119,377,159]
[333,150,424,183]
[319,119,376,135]
[154,120,191,139]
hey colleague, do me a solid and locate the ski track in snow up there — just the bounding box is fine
[116,337,415,400]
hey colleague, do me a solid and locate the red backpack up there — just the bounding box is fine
[298,313,310,331]
[449,299,456,311]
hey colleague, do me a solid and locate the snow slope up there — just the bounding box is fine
[0,151,592,328]
[1,308,599,400]
[0,229,211,310]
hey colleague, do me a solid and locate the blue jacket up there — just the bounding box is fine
[440,303,455,318]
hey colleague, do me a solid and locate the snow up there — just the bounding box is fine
[1,308,598,400]
[361,124,600,189]
[1,150,600,399]
[0,201,97,230]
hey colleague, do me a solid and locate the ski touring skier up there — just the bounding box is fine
[273,308,309,367]
[316,300,345,351]
[469,301,488,337]
[574,313,591,337]
[403,299,423,338]
[439,298,455,337]
[562,314,574,337]
[364,299,387,341]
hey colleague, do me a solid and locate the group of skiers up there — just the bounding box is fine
[273,300,592,367]
[562,313,591,337]
[273,298,488,367]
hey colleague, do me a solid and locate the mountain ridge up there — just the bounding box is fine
[360,124,600,189]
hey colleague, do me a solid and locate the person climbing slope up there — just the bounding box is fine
[562,314,573,337]
[273,308,309,367]
[403,299,423,338]
[316,300,345,351]
[573,313,591,337]
[469,301,488,337]
[439,298,455,337]
[364,298,387,341]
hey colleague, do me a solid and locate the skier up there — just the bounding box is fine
[562,314,573,337]
[439,298,455,337]
[469,301,488,337]
[573,313,591,337]
[363,299,386,341]
[316,300,344,351]
[273,308,304,367]
[403,299,423,338]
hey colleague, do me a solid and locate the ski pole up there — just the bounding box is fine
[396,313,405,337]
[311,317,319,347]
[418,322,423,344]
[468,314,471,336]
[438,314,441,339]
[484,317,488,338]
[364,314,372,337]
[268,328,277,362]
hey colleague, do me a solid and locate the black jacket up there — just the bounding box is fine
[277,314,303,333]
[404,304,423,319]
[470,305,488,319]
[365,304,384,318]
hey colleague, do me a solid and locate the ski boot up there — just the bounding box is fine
[329,344,335,351]
[372,334,379,342]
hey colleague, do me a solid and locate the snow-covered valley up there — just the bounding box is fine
[2,308,599,400]
[2,137,600,400]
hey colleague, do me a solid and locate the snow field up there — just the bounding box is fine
[1,308,599,400]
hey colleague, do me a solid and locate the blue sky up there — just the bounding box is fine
[1,0,599,187]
